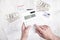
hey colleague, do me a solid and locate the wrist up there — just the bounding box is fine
[21,36,27,40]
[21,34,28,40]
[46,34,56,40]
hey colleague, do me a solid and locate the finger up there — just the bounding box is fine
[35,28,42,34]
[40,26,45,30]
[34,24,43,33]
[43,25,48,28]
[35,29,44,38]
[22,23,26,31]
[39,25,44,29]
[25,26,31,32]
[35,27,40,33]
[41,25,49,30]
[26,26,30,31]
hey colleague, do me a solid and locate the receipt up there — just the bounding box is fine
[6,12,20,23]
[36,0,50,11]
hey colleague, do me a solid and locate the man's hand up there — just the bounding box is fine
[21,23,30,40]
[34,24,60,40]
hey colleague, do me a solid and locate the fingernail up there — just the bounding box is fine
[23,22,26,26]
[23,22,24,25]
[34,24,37,27]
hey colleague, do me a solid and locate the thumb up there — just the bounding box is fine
[22,23,26,31]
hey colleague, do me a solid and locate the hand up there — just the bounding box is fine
[34,24,60,40]
[21,23,30,40]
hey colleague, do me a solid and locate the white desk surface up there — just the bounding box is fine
[0,0,60,40]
